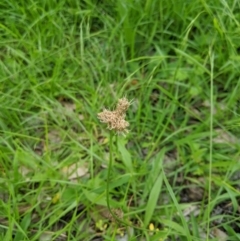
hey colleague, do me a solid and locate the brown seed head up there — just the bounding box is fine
[116,97,130,115]
[98,98,130,134]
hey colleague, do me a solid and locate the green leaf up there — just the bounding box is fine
[83,189,107,206]
[144,173,163,227]
[14,212,31,241]
[149,229,169,241]
[161,219,186,236]
[143,148,165,202]
[93,174,131,194]
[117,138,133,172]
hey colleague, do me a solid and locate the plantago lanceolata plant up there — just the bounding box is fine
[97,97,131,225]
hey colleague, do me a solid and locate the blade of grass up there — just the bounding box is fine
[161,167,192,241]
[206,43,214,241]
[143,173,163,227]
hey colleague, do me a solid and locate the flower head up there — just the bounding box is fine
[116,97,130,115]
[98,97,130,134]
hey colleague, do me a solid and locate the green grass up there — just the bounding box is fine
[1,0,240,240]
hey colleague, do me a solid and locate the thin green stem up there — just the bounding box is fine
[206,44,214,241]
[106,131,114,215]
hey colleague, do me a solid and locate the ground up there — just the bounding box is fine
[1,0,240,240]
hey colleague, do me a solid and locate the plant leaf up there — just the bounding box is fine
[144,173,163,227]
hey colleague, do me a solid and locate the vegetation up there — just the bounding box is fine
[1,0,240,240]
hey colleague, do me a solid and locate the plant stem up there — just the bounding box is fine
[106,131,113,214]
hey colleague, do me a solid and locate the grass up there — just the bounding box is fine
[1,0,240,240]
